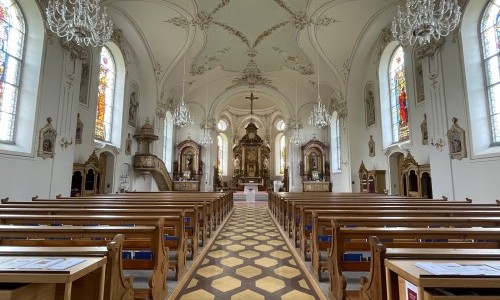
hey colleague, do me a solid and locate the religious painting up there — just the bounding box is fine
[389,46,409,142]
[79,51,91,107]
[38,117,57,159]
[414,55,425,105]
[364,82,376,127]
[128,82,139,127]
[447,117,467,160]
[420,114,428,145]
[75,113,83,144]
[368,135,375,157]
[125,133,132,155]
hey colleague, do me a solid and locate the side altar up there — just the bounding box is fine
[300,138,331,192]
[233,121,270,191]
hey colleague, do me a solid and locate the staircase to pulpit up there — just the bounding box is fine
[133,118,173,191]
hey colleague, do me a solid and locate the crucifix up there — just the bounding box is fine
[245,92,259,115]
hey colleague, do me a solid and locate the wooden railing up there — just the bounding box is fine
[133,154,173,191]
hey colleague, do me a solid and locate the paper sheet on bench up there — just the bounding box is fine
[0,258,86,270]
[416,262,500,276]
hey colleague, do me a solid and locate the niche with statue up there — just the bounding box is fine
[300,139,331,191]
[173,139,202,191]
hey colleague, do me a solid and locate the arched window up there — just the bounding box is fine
[279,135,286,174]
[331,114,341,172]
[217,133,228,175]
[388,46,409,143]
[94,43,125,147]
[95,46,116,142]
[217,119,227,132]
[481,2,500,144]
[276,119,286,131]
[163,111,174,172]
[0,0,25,142]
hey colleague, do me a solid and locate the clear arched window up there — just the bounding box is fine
[481,2,500,144]
[276,119,286,131]
[217,133,228,175]
[0,0,25,143]
[163,111,174,172]
[388,46,409,143]
[331,115,341,172]
[279,135,286,174]
[95,46,116,142]
[217,119,227,132]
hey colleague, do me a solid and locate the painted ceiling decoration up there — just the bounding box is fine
[166,0,338,90]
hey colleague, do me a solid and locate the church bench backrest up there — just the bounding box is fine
[359,236,500,300]
[328,226,500,300]
[0,221,168,300]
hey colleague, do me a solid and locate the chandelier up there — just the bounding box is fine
[290,76,304,145]
[45,0,113,47]
[309,57,331,127]
[391,0,461,45]
[200,71,213,145]
[173,56,194,128]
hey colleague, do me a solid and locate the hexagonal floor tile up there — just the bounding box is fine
[207,250,229,259]
[231,288,264,299]
[238,250,260,259]
[242,232,258,237]
[281,290,316,300]
[187,278,198,289]
[211,275,241,292]
[254,235,270,241]
[220,257,244,267]
[229,235,246,241]
[179,289,215,300]
[270,250,291,259]
[299,279,310,290]
[215,239,233,246]
[235,265,262,278]
[254,244,273,252]
[255,276,285,293]
[254,229,267,233]
[244,226,257,230]
[264,232,280,237]
[289,259,297,266]
[254,257,278,267]
[197,266,223,278]
[226,244,246,252]
[220,232,235,236]
[233,228,246,233]
[267,240,284,246]
[241,239,259,246]
[274,266,301,279]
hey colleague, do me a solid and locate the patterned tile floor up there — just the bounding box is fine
[173,202,323,300]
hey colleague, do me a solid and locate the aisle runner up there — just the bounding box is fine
[174,203,323,300]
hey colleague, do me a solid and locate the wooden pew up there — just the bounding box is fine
[0,213,186,280]
[0,221,168,300]
[0,205,198,262]
[309,214,500,281]
[327,226,500,300]
[0,235,134,300]
[359,236,500,300]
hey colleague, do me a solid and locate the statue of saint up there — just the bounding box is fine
[234,156,240,170]
[128,91,138,127]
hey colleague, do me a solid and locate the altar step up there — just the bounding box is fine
[233,191,268,201]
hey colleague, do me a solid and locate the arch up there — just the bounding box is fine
[94,42,125,147]
[0,0,44,154]
[461,0,500,157]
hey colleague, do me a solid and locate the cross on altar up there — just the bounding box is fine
[245,92,259,115]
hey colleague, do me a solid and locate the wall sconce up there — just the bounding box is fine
[60,137,73,148]
[431,137,445,151]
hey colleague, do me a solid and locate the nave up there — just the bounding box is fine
[170,202,326,300]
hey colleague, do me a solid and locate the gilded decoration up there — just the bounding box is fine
[38,117,57,159]
[446,117,467,160]
[300,139,329,183]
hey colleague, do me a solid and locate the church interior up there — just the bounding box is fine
[1,0,500,299]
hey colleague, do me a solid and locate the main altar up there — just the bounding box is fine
[233,121,270,191]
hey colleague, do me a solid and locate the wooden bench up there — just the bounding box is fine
[0,221,168,300]
[327,226,500,300]
[0,235,133,300]
[359,236,500,300]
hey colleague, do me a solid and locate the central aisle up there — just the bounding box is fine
[173,202,324,300]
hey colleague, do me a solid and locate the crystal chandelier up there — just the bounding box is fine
[290,76,304,145]
[173,56,194,128]
[309,53,331,128]
[200,72,213,145]
[45,0,113,47]
[391,0,461,46]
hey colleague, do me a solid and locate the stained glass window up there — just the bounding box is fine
[0,0,25,143]
[95,46,116,142]
[279,135,286,174]
[388,46,409,143]
[481,1,500,144]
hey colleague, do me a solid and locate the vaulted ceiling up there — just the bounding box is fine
[105,0,398,116]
